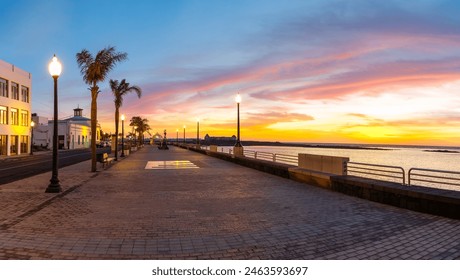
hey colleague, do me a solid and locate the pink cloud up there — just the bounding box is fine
[242,111,314,127]
[250,58,460,102]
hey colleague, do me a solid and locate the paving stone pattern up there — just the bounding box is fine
[0,146,459,259]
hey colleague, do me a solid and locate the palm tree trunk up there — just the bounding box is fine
[114,107,119,161]
[91,84,98,172]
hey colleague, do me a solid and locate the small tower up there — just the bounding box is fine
[74,107,83,117]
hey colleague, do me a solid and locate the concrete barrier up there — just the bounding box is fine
[186,145,207,155]
[288,167,334,189]
[298,153,349,175]
[233,146,244,157]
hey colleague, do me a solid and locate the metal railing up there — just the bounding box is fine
[408,168,460,188]
[348,162,406,185]
[243,149,298,166]
[243,150,273,161]
[273,153,298,165]
[243,150,256,158]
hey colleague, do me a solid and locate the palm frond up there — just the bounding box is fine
[110,78,142,109]
[97,46,128,82]
[77,46,128,85]
[75,49,94,85]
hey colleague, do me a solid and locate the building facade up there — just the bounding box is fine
[33,107,100,150]
[30,113,49,148]
[0,59,32,156]
[62,107,91,149]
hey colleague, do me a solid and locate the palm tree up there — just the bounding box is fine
[76,46,127,172]
[110,79,142,161]
[130,116,151,146]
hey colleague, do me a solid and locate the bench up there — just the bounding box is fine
[97,153,115,168]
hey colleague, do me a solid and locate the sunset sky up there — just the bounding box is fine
[2,0,460,146]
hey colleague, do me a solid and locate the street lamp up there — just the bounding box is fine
[30,120,35,155]
[46,54,62,193]
[196,118,200,146]
[183,125,186,144]
[234,93,242,147]
[120,114,125,157]
[176,129,179,145]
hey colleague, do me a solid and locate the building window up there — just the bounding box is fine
[20,110,28,126]
[11,82,19,100]
[0,106,7,124]
[0,78,8,98]
[0,135,7,155]
[12,83,19,99]
[21,86,29,103]
[20,136,29,154]
[10,135,18,155]
[11,108,18,125]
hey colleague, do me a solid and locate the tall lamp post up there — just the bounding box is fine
[120,114,125,157]
[235,93,242,147]
[46,55,62,193]
[30,120,35,155]
[196,118,200,146]
[176,129,179,145]
[233,93,244,156]
[183,125,186,144]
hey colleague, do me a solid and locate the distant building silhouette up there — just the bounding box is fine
[204,134,236,145]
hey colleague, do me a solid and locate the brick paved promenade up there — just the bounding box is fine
[0,145,459,259]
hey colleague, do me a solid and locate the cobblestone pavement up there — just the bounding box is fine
[0,146,459,259]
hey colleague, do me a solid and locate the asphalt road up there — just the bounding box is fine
[0,148,111,185]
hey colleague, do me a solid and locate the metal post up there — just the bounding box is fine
[46,76,61,193]
[120,118,125,157]
[235,102,242,147]
[30,125,34,155]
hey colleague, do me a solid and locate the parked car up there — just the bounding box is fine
[96,141,111,148]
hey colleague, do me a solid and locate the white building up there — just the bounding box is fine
[33,107,100,150]
[31,113,49,148]
[0,59,32,156]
